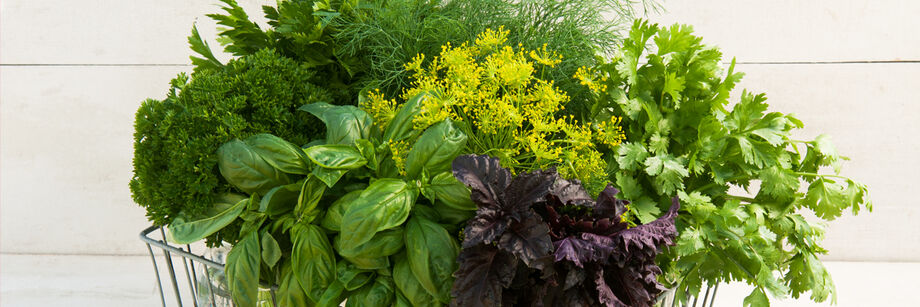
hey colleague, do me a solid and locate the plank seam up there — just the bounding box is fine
[2,60,919,67]
[0,64,192,67]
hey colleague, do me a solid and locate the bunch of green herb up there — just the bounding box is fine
[165,93,476,307]
[130,49,332,232]
[330,0,655,106]
[575,21,871,305]
[360,28,626,195]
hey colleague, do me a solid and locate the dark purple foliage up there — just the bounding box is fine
[451,244,518,307]
[451,155,680,307]
[452,155,555,249]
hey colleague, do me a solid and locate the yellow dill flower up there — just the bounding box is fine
[391,29,622,187]
[360,89,398,129]
[474,26,509,53]
[595,116,626,147]
[414,93,458,130]
[472,94,520,134]
[529,44,563,67]
[559,149,607,195]
[574,66,607,93]
[405,53,425,73]
[388,139,410,176]
[521,132,563,163]
[523,80,567,119]
[493,46,534,88]
[563,123,594,151]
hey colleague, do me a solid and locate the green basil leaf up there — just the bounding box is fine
[226,231,260,307]
[335,228,405,259]
[355,139,379,171]
[383,92,427,142]
[344,255,390,270]
[432,201,476,225]
[166,193,248,244]
[295,175,326,223]
[291,223,336,302]
[406,216,460,303]
[411,205,441,222]
[312,167,348,187]
[394,256,440,307]
[245,134,310,175]
[238,214,266,238]
[345,276,396,307]
[337,261,376,291]
[405,119,467,179]
[278,260,315,307]
[304,144,368,169]
[316,280,347,307]
[395,291,413,307]
[340,179,414,247]
[259,181,301,217]
[300,102,372,145]
[218,139,291,195]
[320,190,363,232]
[260,231,281,268]
[426,172,476,210]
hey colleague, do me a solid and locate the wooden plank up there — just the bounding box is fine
[732,63,920,261]
[0,66,189,255]
[651,0,920,62]
[7,0,918,65]
[0,0,271,64]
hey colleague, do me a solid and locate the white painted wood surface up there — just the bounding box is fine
[654,0,920,62]
[3,254,918,306]
[1,1,917,263]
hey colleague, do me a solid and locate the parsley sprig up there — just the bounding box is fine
[579,21,871,305]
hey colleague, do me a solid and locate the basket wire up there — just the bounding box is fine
[140,225,277,307]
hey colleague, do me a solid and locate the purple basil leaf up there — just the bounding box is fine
[452,155,511,209]
[561,287,596,307]
[504,169,557,219]
[554,236,587,268]
[594,184,630,220]
[605,264,664,307]
[547,177,594,207]
[462,206,512,248]
[563,266,585,291]
[610,197,680,265]
[498,212,553,270]
[594,267,627,307]
[451,244,518,307]
[553,233,616,268]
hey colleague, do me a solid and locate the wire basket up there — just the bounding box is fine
[139,226,277,307]
[141,225,716,307]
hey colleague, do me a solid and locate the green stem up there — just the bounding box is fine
[793,172,849,180]
[722,194,757,203]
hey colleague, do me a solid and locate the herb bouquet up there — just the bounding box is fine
[131,1,870,306]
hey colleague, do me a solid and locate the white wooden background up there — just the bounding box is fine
[2,1,918,263]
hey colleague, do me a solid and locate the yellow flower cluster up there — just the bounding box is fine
[361,89,398,129]
[387,139,410,176]
[558,149,607,194]
[362,28,626,193]
[594,116,626,147]
[574,66,607,93]
[529,44,562,67]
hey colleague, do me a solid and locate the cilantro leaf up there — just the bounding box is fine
[758,166,800,200]
[616,142,649,171]
[645,154,689,195]
[802,178,847,220]
[743,288,770,307]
